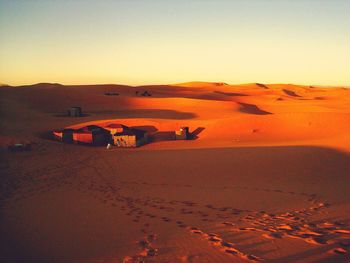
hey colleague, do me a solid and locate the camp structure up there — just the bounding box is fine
[111,126,148,147]
[53,128,75,143]
[103,123,129,135]
[175,127,189,140]
[53,123,148,147]
[73,125,111,145]
[68,106,82,117]
[52,123,190,147]
[53,125,111,146]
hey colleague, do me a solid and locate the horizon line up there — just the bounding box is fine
[1,81,349,88]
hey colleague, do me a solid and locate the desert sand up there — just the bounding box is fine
[0,82,350,262]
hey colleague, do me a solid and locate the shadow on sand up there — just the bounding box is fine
[90,109,197,120]
[53,113,91,118]
[53,110,196,120]
[238,102,272,115]
[189,127,205,139]
[214,91,248,97]
[0,145,350,262]
[148,127,205,142]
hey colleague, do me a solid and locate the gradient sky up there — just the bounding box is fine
[1,0,350,86]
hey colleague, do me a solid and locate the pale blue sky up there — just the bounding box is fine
[1,0,350,86]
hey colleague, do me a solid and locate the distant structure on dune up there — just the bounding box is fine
[104,92,119,96]
[68,106,82,117]
[135,90,152,97]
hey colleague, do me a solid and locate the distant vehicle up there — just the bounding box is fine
[104,92,119,96]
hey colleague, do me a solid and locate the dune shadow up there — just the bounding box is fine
[314,96,327,100]
[53,113,91,118]
[189,127,205,140]
[283,89,302,97]
[131,125,158,133]
[137,85,246,102]
[38,131,55,141]
[149,131,176,142]
[149,127,205,142]
[92,109,196,120]
[214,91,248,97]
[256,83,269,89]
[238,102,272,115]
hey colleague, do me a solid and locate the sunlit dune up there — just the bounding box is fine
[1,81,350,151]
[173,81,229,88]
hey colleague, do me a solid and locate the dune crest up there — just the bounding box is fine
[173,81,229,87]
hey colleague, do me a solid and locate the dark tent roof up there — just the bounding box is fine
[76,125,109,133]
[106,123,129,129]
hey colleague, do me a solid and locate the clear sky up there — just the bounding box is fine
[1,0,350,86]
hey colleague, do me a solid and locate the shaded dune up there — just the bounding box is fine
[256,83,269,89]
[136,86,236,102]
[0,86,133,112]
[136,85,193,95]
[314,96,327,100]
[183,93,230,101]
[283,89,302,97]
[173,81,229,87]
[52,108,196,120]
[88,109,197,120]
[238,102,272,115]
[214,91,248,97]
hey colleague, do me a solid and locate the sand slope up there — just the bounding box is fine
[1,82,350,262]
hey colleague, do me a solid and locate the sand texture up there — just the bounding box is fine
[1,82,350,262]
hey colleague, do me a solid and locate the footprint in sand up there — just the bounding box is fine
[208,235,222,244]
[334,229,350,234]
[176,221,187,228]
[262,232,283,239]
[221,241,235,249]
[187,226,262,261]
[161,217,171,222]
[222,221,235,226]
[136,234,159,258]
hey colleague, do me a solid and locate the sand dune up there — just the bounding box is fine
[1,82,350,262]
[237,102,272,115]
[173,81,229,88]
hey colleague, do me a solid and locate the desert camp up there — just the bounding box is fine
[1,1,350,263]
[53,123,190,148]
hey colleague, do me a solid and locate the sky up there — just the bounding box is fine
[0,0,350,86]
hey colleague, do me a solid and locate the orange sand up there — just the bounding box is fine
[0,82,350,262]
